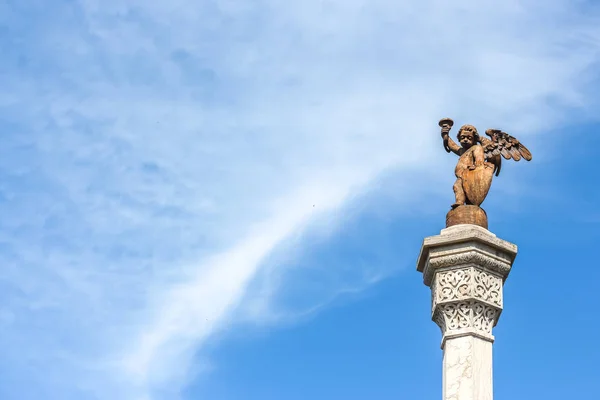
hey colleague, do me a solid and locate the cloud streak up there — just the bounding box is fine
[1,0,600,398]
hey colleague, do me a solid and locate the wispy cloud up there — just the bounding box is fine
[1,0,599,398]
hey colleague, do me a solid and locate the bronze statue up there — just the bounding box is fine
[439,118,532,228]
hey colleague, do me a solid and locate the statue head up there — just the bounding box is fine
[457,124,479,149]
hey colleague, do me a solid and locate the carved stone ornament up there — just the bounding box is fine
[416,225,517,347]
[431,265,504,345]
[433,301,499,338]
[433,267,503,309]
[417,225,517,287]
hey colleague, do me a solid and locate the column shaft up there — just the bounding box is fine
[443,335,493,400]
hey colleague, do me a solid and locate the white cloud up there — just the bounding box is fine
[1,0,599,399]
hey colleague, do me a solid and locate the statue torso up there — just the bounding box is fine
[455,144,480,178]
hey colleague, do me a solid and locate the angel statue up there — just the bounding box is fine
[439,118,532,227]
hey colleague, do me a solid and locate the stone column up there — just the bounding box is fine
[416,224,517,400]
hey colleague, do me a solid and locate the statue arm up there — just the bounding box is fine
[443,133,462,155]
[473,144,485,166]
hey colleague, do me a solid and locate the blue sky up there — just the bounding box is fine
[1,0,600,399]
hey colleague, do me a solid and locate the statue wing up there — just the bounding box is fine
[482,129,532,176]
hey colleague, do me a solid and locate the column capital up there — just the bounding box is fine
[417,225,517,286]
[416,224,518,347]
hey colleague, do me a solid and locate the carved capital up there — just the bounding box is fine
[432,266,503,310]
[417,225,516,286]
[433,300,500,345]
[417,225,517,347]
[430,265,504,346]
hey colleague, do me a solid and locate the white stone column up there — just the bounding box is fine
[416,224,517,400]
